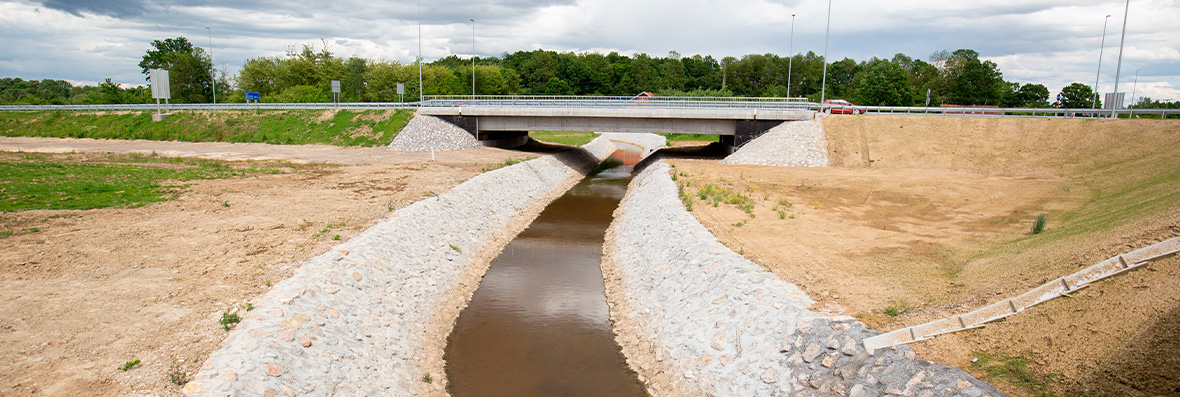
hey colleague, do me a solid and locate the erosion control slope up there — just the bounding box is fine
[603,159,1000,396]
[184,138,617,396]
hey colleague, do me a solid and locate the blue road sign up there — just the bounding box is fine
[245,92,261,101]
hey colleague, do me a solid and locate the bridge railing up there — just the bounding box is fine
[0,102,418,111]
[422,95,812,110]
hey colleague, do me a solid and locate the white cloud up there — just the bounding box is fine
[1,0,1177,98]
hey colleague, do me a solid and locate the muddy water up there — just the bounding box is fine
[444,146,647,396]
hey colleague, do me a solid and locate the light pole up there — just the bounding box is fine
[467,17,471,96]
[787,13,795,99]
[1092,15,1110,109]
[1130,68,1140,116]
[422,0,427,102]
[820,0,832,107]
[206,26,216,104]
[1112,0,1130,118]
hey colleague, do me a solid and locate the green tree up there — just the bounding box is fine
[138,37,219,103]
[855,60,914,106]
[1059,83,1096,108]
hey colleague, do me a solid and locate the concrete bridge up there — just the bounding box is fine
[419,96,815,149]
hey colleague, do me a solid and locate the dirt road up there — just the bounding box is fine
[0,137,526,396]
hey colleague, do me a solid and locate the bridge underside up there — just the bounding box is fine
[432,115,792,150]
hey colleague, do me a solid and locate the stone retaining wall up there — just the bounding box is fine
[602,159,1000,396]
[185,138,618,396]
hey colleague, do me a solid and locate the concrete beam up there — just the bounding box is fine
[478,116,737,135]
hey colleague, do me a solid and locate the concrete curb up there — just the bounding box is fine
[185,138,618,396]
[602,159,1001,396]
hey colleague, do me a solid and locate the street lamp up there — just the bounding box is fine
[1092,15,1110,109]
[820,0,832,107]
[206,26,216,104]
[1112,0,1130,118]
[1130,68,1140,116]
[787,13,795,99]
[422,0,427,102]
[467,17,471,96]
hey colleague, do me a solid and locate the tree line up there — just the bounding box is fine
[2,36,1175,110]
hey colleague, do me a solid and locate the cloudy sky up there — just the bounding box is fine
[2,0,1177,102]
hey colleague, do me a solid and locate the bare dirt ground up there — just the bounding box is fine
[673,115,1180,396]
[0,137,527,396]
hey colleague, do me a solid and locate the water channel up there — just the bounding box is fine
[444,144,647,396]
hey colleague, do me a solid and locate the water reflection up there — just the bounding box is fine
[444,146,647,396]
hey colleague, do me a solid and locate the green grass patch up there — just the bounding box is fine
[0,152,288,212]
[0,109,413,147]
[118,359,141,371]
[970,351,1056,396]
[663,133,719,143]
[530,131,597,146]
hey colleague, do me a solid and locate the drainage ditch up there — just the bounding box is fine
[444,145,647,396]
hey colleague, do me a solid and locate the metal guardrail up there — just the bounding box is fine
[863,236,1180,354]
[0,96,1172,119]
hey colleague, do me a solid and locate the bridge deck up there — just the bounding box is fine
[420,106,812,121]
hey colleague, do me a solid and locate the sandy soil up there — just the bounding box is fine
[0,137,527,396]
[673,115,1180,396]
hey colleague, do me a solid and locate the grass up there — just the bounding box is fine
[588,158,624,177]
[970,351,1056,397]
[421,373,433,383]
[449,244,461,252]
[0,109,414,147]
[168,360,188,386]
[219,311,242,331]
[0,152,287,212]
[664,133,719,143]
[882,301,910,317]
[480,157,534,172]
[529,130,597,146]
[117,359,141,371]
[1031,214,1047,234]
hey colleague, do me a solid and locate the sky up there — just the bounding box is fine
[2,0,1178,103]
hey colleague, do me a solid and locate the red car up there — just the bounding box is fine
[823,99,864,114]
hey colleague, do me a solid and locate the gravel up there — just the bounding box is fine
[185,138,618,396]
[721,120,830,167]
[602,159,1001,396]
[387,115,481,151]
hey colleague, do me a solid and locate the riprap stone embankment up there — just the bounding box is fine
[185,138,618,396]
[722,120,830,167]
[602,159,1000,396]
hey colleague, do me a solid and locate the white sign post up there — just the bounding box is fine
[149,69,171,121]
[331,80,341,108]
[397,83,405,103]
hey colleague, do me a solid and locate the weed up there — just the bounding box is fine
[777,198,792,208]
[970,351,1055,396]
[812,201,822,210]
[882,301,910,317]
[588,158,623,176]
[778,210,787,219]
[386,200,396,212]
[1031,214,1047,234]
[245,302,254,311]
[221,200,230,208]
[421,373,433,383]
[26,227,40,233]
[118,359,141,371]
[332,234,341,240]
[480,157,534,172]
[789,213,796,219]
[734,220,745,227]
[219,311,242,331]
[0,230,12,236]
[449,244,461,252]
[168,360,188,386]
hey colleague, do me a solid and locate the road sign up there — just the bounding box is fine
[331,80,341,93]
[397,83,404,95]
[245,92,260,101]
[150,69,170,99]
